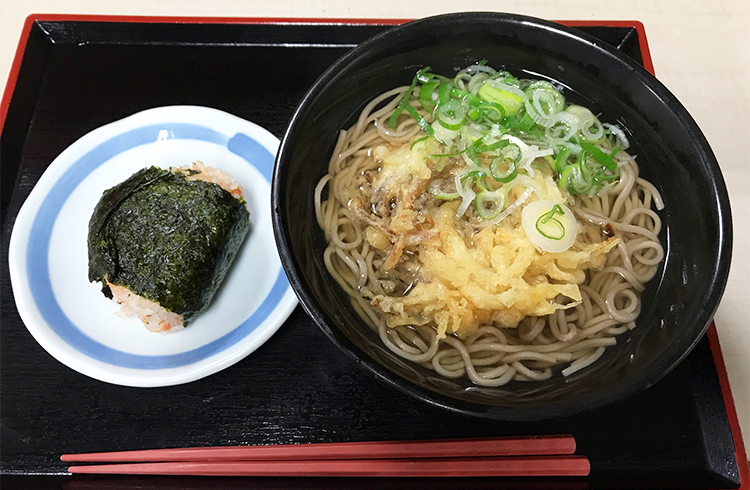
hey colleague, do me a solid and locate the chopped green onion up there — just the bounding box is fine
[604,124,630,149]
[560,163,594,194]
[431,148,469,158]
[465,146,482,167]
[432,128,503,156]
[451,88,481,106]
[501,142,522,162]
[489,157,518,183]
[477,83,524,116]
[554,146,572,174]
[477,101,506,122]
[579,117,604,141]
[524,83,566,126]
[410,135,429,150]
[438,82,453,105]
[535,204,566,240]
[419,80,439,110]
[475,138,509,153]
[389,67,431,128]
[578,140,617,171]
[488,143,520,182]
[501,112,535,132]
[459,168,488,192]
[404,105,434,136]
[475,189,506,220]
[416,67,434,83]
[437,99,468,130]
[428,178,460,200]
[386,66,626,200]
[461,169,486,184]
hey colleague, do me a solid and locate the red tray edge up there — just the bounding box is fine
[708,322,750,486]
[0,14,745,486]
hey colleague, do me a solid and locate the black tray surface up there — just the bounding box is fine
[0,19,741,489]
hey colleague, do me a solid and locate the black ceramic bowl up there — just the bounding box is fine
[272,12,732,420]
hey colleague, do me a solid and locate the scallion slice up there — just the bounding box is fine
[428,178,460,200]
[554,146,572,174]
[603,123,630,150]
[416,67,434,84]
[489,143,521,183]
[438,82,453,105]
[388,66,431,128]
[475,138,509,153]
[410,135,429,150]
[489,159,517,183]
[475,189,506,220]
[403,106,435,137]
[460,168,487,185]
[501,112,535,132]
[578,140,617,171]
[579,117,604,141]
[477,101,506,122]
[535,204,566,240]
[419,80,439,110]
[522,200,578,252]
[450,87,481,106]
[524,84,566,127]
[437,99,468,130]
[477,82,524,116]
[560,162,594,194]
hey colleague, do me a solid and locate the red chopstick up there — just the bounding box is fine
[61,435,576,462]
[67,455,590,477]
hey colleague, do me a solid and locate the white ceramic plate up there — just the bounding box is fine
[8,105,297,387]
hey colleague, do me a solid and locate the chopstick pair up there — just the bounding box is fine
[62,435,590,477]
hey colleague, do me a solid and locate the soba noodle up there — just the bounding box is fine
[315,65,664,386]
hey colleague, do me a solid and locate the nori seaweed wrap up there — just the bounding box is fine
[88,164,251,331]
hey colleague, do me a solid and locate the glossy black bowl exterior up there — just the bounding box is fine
[272,12,732,420]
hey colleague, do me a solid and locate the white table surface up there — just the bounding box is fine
[1,0,748,457]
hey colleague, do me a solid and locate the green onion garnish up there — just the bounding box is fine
[416,67,434,84]
[419,80,439,110]
[437,99,468,130]
[438,82,453,105]
[555,146,572,174]
[388,66,431,128]
[388,66,629,206]
[461,169,487,184]
[501,112,535,132]
[450,87,481,106]
[404,106,434,136]
[535,204,566,240]
[410,135,429,150]
[489,156,518,183]
[475,138,510,153]
[475,189,506,220]
[431,148,470,158]
[578,140,617,171]
[477,83,524,116]
[428,178,460,200]
[477,101,506,122]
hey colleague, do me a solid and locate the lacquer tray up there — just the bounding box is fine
[0,15,747,490]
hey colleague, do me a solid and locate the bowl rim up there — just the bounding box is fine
[272,11,733,420]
